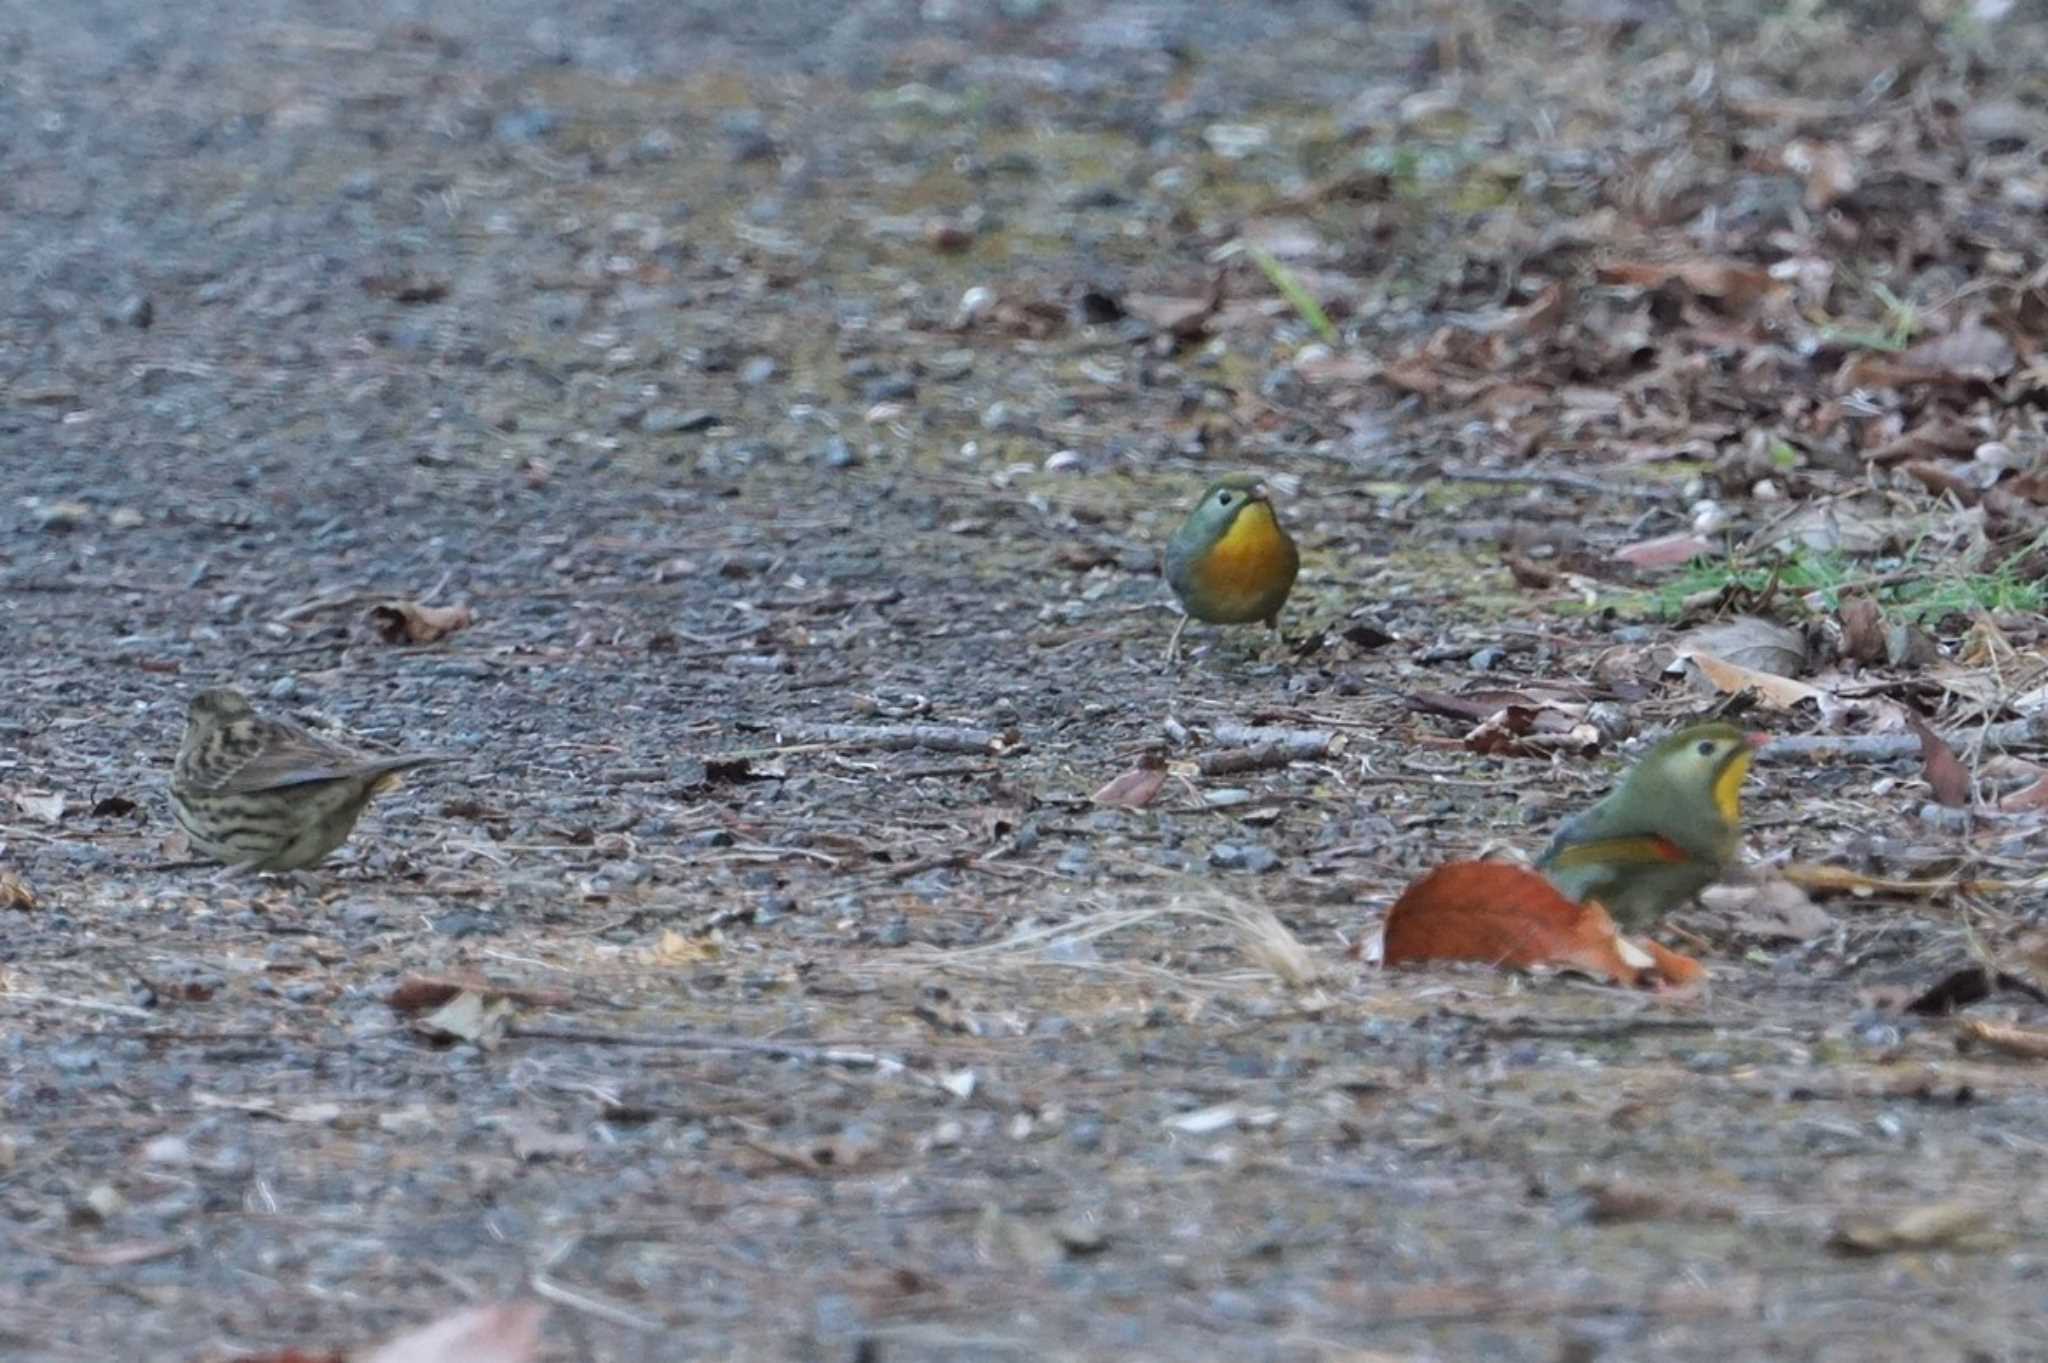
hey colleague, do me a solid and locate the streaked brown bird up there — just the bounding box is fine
[170,688,454,873]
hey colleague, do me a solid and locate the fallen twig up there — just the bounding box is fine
[1760,712,2048,763]
[506,1023,923,1076]
[1199,738,1329,775]
[750,720,1018,756]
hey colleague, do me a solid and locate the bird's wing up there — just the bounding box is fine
[211,726,436,794]
[1543,834,1691,868]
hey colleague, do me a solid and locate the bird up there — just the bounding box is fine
[169,688,454,873]
[1536,722,1767,930]
[1160,474,1299,663]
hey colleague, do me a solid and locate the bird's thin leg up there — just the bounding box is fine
[1163,614,1190,668]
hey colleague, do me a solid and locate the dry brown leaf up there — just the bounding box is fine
[370,599,474,645]
[1998,771,2048,811]
[1674,648,1825,709]
[387,976,572,1013]
[1680,616,1807,678]
[1901,320,2016,381]
[1597,259,1774,310]
[1838,595,1885,665]
[358,1301,548,1363]
[1091,758,1167,809]
[648,929,719,965]
[1782,137,1858,211]
[1829,1202,1993,1256]
[1957,1018,2048,1061]
[1899,708,1972,807]
[1700,880,1832,941]
[413,990,513,1048]
[1612,533,1712,569]
[1125,277,1223,342]
[1294,352,1380,385]
[0,871,37,912]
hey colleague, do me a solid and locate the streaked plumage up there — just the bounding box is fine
[169,688,452,872]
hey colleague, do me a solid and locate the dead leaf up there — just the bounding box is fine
[358,1301,548,1363]
[648,929,719,966]
[1680,616,1807,678]
[1378,861,1702,989]
[1998,771,2048,811]
[1829,1202,1993,1256]
[1901,320,2016,381]
[12,791,65,824]
[1579,1177,1739,1225]
[1597,259,1774,311]
[501,1118,588,1163]
[1612,533,1712,569]
[1091,755,1167,809]
[1673,648,1825,709]
[1699,880,1832,941]
[0,871,37,911]
[369,599,474,645]
[1838,595,1885,665]
[1956,1018,2048,1061]
[413,990,513,1048]
[1900,708,1972,807]
[1125,276,1223,343]
[1840,320,2015,388]
[387,976,572,1013]
[1782,137,1858,211]
[1503,553,1558,589]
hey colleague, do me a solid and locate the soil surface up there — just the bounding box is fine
[6,2,2048,1360]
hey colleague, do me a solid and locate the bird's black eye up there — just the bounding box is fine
[1697,739,1716,756]
[1217,492,1235,506]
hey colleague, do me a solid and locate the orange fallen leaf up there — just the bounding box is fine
[1379,862,1700,989]
[370,599,474,645]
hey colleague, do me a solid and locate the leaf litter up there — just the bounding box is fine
[8,4,2048,1361]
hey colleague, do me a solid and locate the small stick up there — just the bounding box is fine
[1760,712,2048,763]
[750,721,1013,755]
[1199,739,1328,775]
[1210,724,1333,755]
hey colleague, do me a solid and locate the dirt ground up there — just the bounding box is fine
[6,2,2048,1360]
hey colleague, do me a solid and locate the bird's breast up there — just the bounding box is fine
[1182,505,1298,622]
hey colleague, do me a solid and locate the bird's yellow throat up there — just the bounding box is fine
[1713,749,1755,824]
[1196,502,1290,596]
